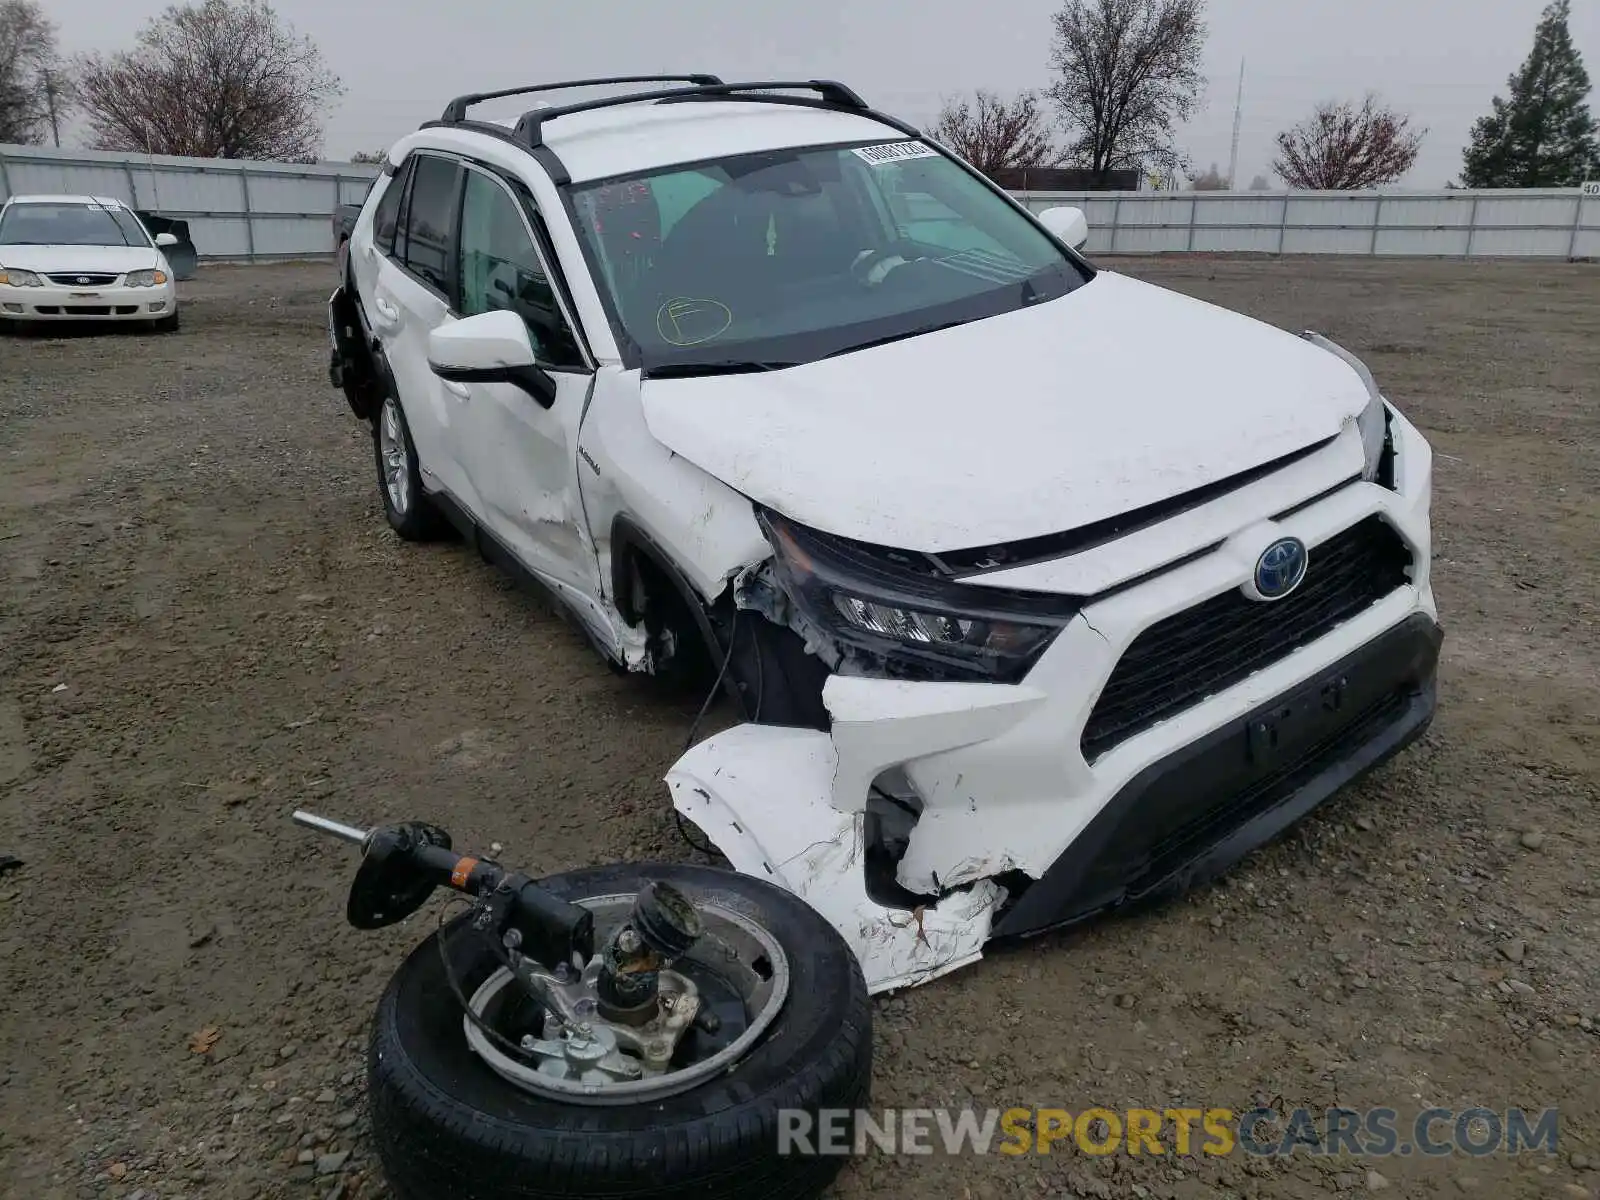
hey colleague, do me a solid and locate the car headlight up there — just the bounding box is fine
[0,267,42,287]
[758,510,1076,683]
[1355,393,1388,483]
[125,269,169,288]
[1301,331,1393,486]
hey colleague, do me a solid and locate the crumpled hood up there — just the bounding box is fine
[0,244,163,275]
[639,271,1372,553]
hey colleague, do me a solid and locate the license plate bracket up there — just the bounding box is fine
[1246,670,1351,766]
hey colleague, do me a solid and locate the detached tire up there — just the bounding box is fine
[367,862,872,1200]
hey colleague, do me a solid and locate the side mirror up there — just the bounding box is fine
[427,310,556,408]
[154,232,181,248]
[1036,205,1089,251]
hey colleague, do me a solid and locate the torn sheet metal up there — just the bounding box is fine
[666,723,1005,994]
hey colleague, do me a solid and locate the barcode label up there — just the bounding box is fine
[852,141,940,167]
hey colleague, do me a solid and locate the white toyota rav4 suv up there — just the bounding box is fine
[329,76,1441,992]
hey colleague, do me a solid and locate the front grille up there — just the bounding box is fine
[46,272,120,286]
[1082,516,1412,760]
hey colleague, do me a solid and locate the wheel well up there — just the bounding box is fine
[610,520,722,677]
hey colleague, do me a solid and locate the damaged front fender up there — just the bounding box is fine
[667,725,1004,993]
[665,676,1046,993]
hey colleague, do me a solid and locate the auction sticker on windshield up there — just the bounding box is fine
[852,141,940,167]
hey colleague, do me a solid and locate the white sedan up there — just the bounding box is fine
[0,194,181,333]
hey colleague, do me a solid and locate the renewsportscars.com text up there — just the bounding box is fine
[777,1106,1560,1158]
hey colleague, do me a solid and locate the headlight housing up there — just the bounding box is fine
[1355,393,1388,483]
[758,510,1077,684]
[1301,330,1394,487]
[0,267,42,287]
[125,268,168,288]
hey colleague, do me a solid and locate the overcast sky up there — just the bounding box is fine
[45,0,1600,186]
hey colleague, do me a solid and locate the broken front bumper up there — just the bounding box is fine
[668,610,1439,993]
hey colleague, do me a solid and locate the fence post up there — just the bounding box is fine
[1107,193,1122,254]
[1277,193,1290,254]
[239,167,257,261]
[1185,193,1198,251]
[1569,192,1586,261]
[1465,193,1480,258]
[124,162,141,208]
[1370,194,1383,255]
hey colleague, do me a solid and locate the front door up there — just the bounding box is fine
[451,165,601,610]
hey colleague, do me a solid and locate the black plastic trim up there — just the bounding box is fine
[938,434,1340,578]
[994,612,1443,939]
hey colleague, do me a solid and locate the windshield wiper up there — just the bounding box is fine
[821,319,967,360]
[643,360,800,379]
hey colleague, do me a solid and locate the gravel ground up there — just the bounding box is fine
[1,257,1597,1200]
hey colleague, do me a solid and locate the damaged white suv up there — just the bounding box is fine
[328,76,1441,994]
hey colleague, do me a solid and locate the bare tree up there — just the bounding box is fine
[73,0,342,160]
[932,90,1061,174]
[1272,95,1424,190]
[0,0,61,144]
[1047,0,1207,181]
[348,148,389,165]
[1188,162,1227,189]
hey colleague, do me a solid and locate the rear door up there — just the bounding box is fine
[367,152,477,509]
[451,163,601,608]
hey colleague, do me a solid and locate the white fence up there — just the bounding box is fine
[1012,188,1600,259]
[0,144,377,260]
[3,143,1597,262]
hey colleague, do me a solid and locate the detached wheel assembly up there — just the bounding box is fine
[365,861,871,1200]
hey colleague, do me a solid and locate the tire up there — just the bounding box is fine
[373,392,447,541]
[152,311,180,334]
[367,861,872,1200]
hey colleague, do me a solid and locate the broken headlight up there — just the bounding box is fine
[1301,330,1393,486]
[758,509,1078,684]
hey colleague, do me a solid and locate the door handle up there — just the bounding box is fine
[442,379,470,399]
[372,296,401,330]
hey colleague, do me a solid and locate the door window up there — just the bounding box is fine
[372,159,412,256]
[457,169,582,368]
[399,154,460,295]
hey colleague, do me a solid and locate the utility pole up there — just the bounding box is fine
[42,69,62,147]
[1226,58,1245,189]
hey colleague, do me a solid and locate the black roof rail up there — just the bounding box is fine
[512,79,875,148]
[439,75,724,125]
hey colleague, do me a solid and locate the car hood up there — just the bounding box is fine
[0,244,163,274]
[638,271,1372,553]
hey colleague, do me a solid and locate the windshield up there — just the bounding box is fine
[568,138,1090,373]
[0,201,153,248]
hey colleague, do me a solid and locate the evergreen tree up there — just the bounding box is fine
[1461,0,1600,187]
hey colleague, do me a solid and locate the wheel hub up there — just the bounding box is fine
[463,893,789,1105]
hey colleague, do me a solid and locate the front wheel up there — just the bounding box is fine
[367,861,872,1200]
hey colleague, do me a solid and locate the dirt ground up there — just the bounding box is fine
[1,256,1597,1200]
